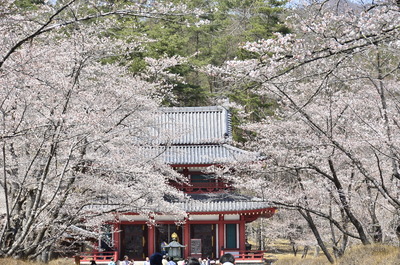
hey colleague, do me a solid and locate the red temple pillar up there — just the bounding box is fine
[183,222,190,258]
[148,226,155,255]
[239,215,246,251]
[114,223,121,259]
[218,215,224,258]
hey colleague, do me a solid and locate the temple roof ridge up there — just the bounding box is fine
[176,192,273,213]
[144,144,260,165]
[153,105,232,146]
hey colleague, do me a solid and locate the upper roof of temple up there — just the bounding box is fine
[146,106,259,165]
[154,106,232,145]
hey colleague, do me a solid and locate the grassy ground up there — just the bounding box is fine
[273,244,400,265]
[0,258,72,265]
[2,245,400,265]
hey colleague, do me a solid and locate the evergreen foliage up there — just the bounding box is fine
[111,0,290,140]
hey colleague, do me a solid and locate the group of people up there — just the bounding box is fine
[185,254,234,265]
[103,255,134,265]
[106,253,236,265]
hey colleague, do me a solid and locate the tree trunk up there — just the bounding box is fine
[328,160,371,245]
[298,209,335,264]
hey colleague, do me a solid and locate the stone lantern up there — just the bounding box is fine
[165,232,186,260]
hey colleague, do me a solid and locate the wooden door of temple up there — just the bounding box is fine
[190,224,216,259]
[121,224,148,260]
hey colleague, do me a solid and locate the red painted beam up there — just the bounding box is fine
[148,226,155,256]
[183,222,190,258]
[239,216,246,251]
[217,215,225,258]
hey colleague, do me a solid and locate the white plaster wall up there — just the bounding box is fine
[223,214,240,221]
[189,214,219,221]
[154,215,181,221]
[118,215,148,221]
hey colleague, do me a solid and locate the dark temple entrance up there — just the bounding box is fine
[155,224,183,255]
[121,224,148,260]
[190,224,216,259]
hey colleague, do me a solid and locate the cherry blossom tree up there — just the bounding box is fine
[209,0,400,262]
[0,0,196,261]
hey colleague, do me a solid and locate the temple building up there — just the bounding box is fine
[90,106,276,262]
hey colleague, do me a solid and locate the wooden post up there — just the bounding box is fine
[148,225,155,255]
[218,215,224,258]
[239,215,246,252]
[114,223,121,260]
[184,222,190,258]
[74,255,81,265]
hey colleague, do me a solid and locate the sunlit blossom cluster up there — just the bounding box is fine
[0,0,194,259]
[211,0,400,254]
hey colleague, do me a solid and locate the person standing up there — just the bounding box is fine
[150,253,163,265]
[205,257,211,265]
[168,256,176,265]
[108,257,117,265]
[162,255,168,265]
[122,255,131,265]
[219,253,235,265]
[144,257,151,265]
[187,258,200,265]
[161,240,168,255]
[245,240,252,251]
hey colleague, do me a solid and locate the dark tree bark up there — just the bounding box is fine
[298,209,335,264]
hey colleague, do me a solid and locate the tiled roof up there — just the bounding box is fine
[154,106,232,145]
[149,144,258,165]
[84,193,274,214]
[143,106,261,165]
[177,193,273,213]
[179,200,272,213]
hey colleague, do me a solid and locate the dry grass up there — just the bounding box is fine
[336,244,400,265]
[48,259,75,265]
[0,257,73,265]
[273,254,331,265]
[273,244,400,265]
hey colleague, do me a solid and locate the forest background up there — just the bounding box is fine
[1,0,400,264]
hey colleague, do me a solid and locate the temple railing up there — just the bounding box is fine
[78,251,118,263]
[220,249,266,261]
